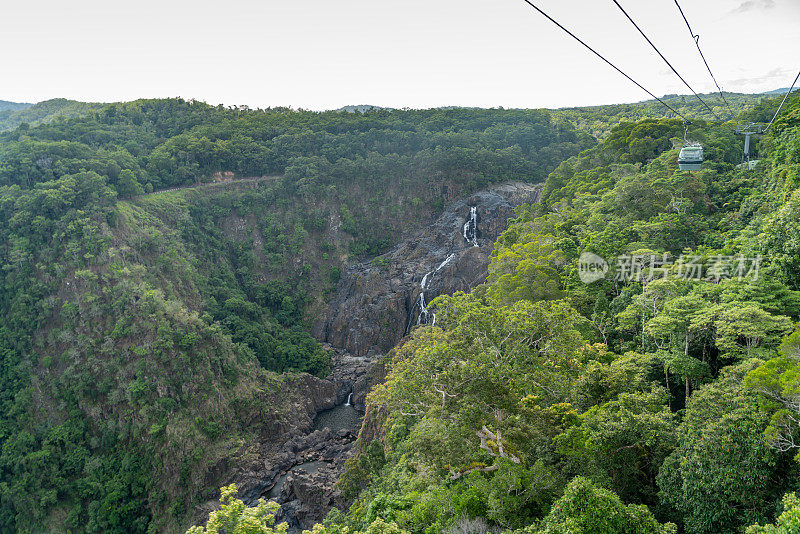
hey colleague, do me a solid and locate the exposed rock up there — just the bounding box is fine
[231,373,338,506]
[351,359,386,411]
[277,455,352,530]
[312,182,543,357]
[229,352,370,508]
[211,181,543,530]
[324,344,377,406]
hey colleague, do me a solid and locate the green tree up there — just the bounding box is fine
[556,387,677,505]
[645,294,710,399]
[116,169,145,198]
[487,220,565,305]
[186,484,287,534]
[658,362,793,534]
[533,476,676,534]
[745,322,800,453]
[746,492,800,533]
[714,302,792,358]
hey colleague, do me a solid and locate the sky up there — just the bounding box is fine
[1,0,798,110]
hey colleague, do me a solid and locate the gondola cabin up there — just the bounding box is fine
[678,143,703,171]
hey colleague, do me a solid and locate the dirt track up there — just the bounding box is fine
[137,175,281,197]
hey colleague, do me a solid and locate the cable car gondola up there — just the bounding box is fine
[678,143,703,171]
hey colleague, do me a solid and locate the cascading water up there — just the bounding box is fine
[345,393,353,406]
[408,206,479,334]
[416,293,431,325]
[463,206,478,247]
[436,253,456,272]
[410,252,456,332]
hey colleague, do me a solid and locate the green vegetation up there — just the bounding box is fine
[0,99,588,532]
[187,484,408,534]
[331,92,800,534]
[0,100,31,112]
[186,485,289,534]
[555,91,769,139]
[0,98,106,131]
[3,88,799,533]
[746,492,800,533]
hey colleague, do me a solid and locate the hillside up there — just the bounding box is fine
[0,100,31,112]
[2,89,800,533]
[0,98,105,131]
[554,90,771,140]
[0,100,589,532]
[318,91,800,534]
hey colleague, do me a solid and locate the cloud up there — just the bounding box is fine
[729,0,776,14]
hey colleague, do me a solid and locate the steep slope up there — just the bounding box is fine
[313,182,543,359]
[325,94,800,534]
[0,100,588,532]
[4,90,795,533]
[222,180,546,532]
[0,183,349,532]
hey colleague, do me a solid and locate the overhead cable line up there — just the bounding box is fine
[764,69,800,132]
[611,0,721,121]
[518,0,690,122]
[673,0,736,120]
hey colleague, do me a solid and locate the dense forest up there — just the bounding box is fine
[554,90,771,139]
[2,89,799,533]
[0,100,589,532]
[298,91,800,534]
[0,99,106,132]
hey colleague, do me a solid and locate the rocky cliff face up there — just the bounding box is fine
[228,349,370,493]
[218,349,373,531]
[220,182,543,531]
[312,182,544,359]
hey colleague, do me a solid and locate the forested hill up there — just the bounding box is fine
[0,98,105,132]
[0,89,772,138]
[0,100,590,532]
[0,100,31,112]
[2,90,798,533]
[322,91,800,534]
[554,90,773,139]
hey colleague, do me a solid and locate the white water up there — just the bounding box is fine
[436,253,456,272]
[345,392,353,406]
[463,206,478,247]
[415,252,456,326]
[421,271,431,290]
[416,292,431,325]
[409,207,479,333]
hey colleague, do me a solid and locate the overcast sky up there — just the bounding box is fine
[2,0,798,110]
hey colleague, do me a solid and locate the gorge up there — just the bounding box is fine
[228,181,544,530]
[2,93,797,534]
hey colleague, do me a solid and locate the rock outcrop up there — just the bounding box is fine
[215,181,543,531]
[312,182,543,357]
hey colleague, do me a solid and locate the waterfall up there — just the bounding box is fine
[408,206,480,334]
[436,253,456,272]
[463,206,478,247]
[421,271,431,291]
[345,393,353,406]
[416,292,432,325]
[414,252,455,328]
[406,284,435,333]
